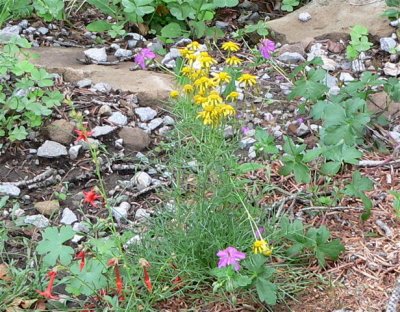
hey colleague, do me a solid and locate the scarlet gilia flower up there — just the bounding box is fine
[36,269,59,300]
[75,251,86,271]
[75,128,93,142]
[108,258,124,301]
[83,189,102,207]
[139,258,152,293]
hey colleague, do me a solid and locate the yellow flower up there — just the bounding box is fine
[183,84,194,94]
[193,94,207,105]
[169,90,179,98]
[213,72,231,84]
[252,239,273,256]
[206,91,223,105]
[194,77,216,93]
[181,66,194,77]
[179,48,194,59]
[238,73,257,88]
[199,55,217,69]
[226,56,242,66]
[198,103,221,126]
[226,91,239,102]
[186,53,198,64]
[221,41,240,52]
[220,104,236,117]
[187,41,201,51]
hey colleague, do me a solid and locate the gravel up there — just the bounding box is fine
[37,140,68,158]
[107,112,128,126]
[92,125,117,137]
[135,107,157,122]
[298,12,311,22]
[0,184,21,197]
[76,78,92,88]
[380,37,397,52]
[24,214,50,228]
[60,208,78,225]
[84,47,108,62]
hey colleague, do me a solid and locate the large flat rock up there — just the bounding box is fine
[268,0,393,43]
[29,47,174,105]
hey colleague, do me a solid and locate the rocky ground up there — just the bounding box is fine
[1,0,400,310]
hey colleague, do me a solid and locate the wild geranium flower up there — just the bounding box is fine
[75,251,86,271]
[169,90,179,98]
[139,258,153,293]
[252,239,273,256]
[134,48,156,70]
[75,128,93,142]
[226,56,242,66]
[83,188,102,207]
[238,73,257,88]
[221,41,240,53]
[241,126,250,135]
[259,39,276,59]
[217,246,246,271]
[36,270,59,300]
[108,258,124,301]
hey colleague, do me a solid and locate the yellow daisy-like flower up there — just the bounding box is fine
[213,72,231,85]
[238,73,257,88]
[220,104,236,117]
[183,84,194,94]
[179,48,194,59]
[181,66,194,77]
[226,91,240,102]
[187,41,201,51]
[193,94,207,105]
[186,53,198,65]
[199,55,217,69]
[252,239,273,256]
[198,103,221,126]
[169,90,179,98]
[206,91,223,105]
[225,56,242,66]
[221,41,240,52]
[194,77,216,94]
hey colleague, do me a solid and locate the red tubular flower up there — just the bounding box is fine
[83,189,102,207]
[108,258,124,301]
[75,251,86,271]
[139,258,152,293]
[36,270,59,300]
[75,128,93,142]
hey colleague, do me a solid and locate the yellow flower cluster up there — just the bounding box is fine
[169,41,258,126]
[252,239,273,256]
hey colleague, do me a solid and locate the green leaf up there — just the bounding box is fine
[65,259,108,296]
[316,239,345,267]
[86,21,113,32]
[213,0,239,7]
[255,278,277,305]
[235,275,252,287]
[87,0,118,16]
[293,163,311,184]
[36,226,75,267]
[8,126,28,141]
[320,161,341,176]
[161,23,183,38]
[237,163,264,173]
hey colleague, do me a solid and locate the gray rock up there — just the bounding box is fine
[173,38,192,47]
[92,82,112,93]
[307,43,325,61]
[69,145,82,160]
[73,222,89,233]
[0,184,21,197]
[238,0,258,11]
[278,52,305,64]
[37,27,49,35]
[14,208,25,217]
[215,21,229,30]
[0,25,21,42]
[135,208,150,221]
[328,86,341,96]
[339,72,354,82]
[324,74,338,88]
[115,48,133,58]
[126,32,145,41]
[110,43,121,50]
[248,146,256,159]
[147,39,163,52]
[390,18,400,27]
[383,62,400,76]
[296,123,310,136]
[115,138,124,149]
[224,125,234,138]
[161,48,181,67]
[162,115,175,126]
[98,105,112,116]
[112,201,131,223]
[389,131,400,143]
[24,214,49,228]
[76,78,92,88]
[60,208,78,225]
[240,137,256,149]
[76,138,100,150]
[25,26,36,34]
[107,112,128,126]
[127,40,139,49]
[123,235,142,248]
[84,47,107,62]
[18,20,29,29]
[148,118,163,130]
[321,56,337,71]
[158,126,171,136]
[133,171,152,189]
[351,59,365,72]
[92,125,117,137]
[71,235,84,243]
[135,107,157,122]
[380,37,397,52]
[298,12,311,22]
[37,140,68,158]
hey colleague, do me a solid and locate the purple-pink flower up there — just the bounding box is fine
[256,227,265,239]
[134,48,156,70]
[217,247,246,271]
[259,39,276,59]
[241,126,250,135]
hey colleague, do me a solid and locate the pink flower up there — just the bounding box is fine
[217,247,246,271]
[241,126,250,135]
[256,227,265,239]
[134,48,156,69]
[259,39,275,59]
